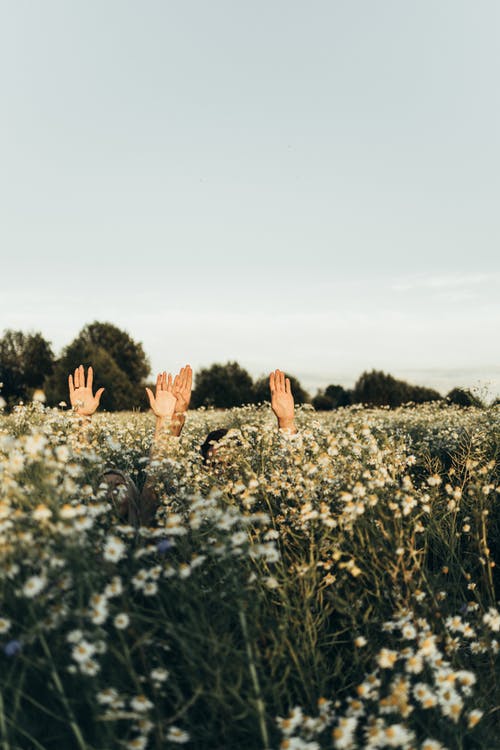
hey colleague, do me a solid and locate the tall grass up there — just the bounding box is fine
[0,401,499,749]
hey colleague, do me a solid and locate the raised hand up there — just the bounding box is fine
[172,365,193,414]
[68,365,105,416]
[269,369,297,433]
[145,372,177,419]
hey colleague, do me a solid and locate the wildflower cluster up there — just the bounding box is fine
[0,399,498,749]
[276,606,495,749]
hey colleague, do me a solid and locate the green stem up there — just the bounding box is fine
[0,689,9,750]
[39,635,87,750]
[238,606,270,750]
[5,715,48,750]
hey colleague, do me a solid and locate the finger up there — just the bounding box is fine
[173,374,180,393]
[280,370,286,392]
[269,372,275,394]
[145,387,155,409]
[186,365,192,392]
[155,373,161,396]
[74,367,80,389]
[68,374,75,396]
[167,373,173,391]
[87,366,93,392]
[285,377,292,394]
[275,369,282,392]
[162,371,167,390]
[95,387,105,404]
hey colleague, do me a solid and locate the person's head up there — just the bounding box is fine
[200,428,229,464]
[97,469,140,525]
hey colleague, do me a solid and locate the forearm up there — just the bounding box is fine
[150,414,184,462]
[170,413,186,438]
[150,418,169,464]
[69,413,94,450]
[142,415,179,526]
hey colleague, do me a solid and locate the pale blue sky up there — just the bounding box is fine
[1,1,499,398]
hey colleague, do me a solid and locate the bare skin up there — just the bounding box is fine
[141,365,193,524]
[205,368,298,465]
[69,365,105,416]
[67,364,192,526]
[68,364,296,524]
[269,369,297,434]
[145,365,192,442]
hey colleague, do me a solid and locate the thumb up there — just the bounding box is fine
[145,387,155,409]
[95,387,105,404]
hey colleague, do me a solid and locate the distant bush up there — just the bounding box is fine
[446,387,484,408]
[352,369,442,408]
[408,387,441,405]
[192,361,255,408]
[313,384,352,410]
[312,393,335,411]
[0,330,54,407]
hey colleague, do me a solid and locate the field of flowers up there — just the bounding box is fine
[0,400,499,750]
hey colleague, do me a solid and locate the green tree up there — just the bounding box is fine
[313,384,352,410]
[0,330,54,405]
[45,322,150,411]
[409,385,442,404]
[72,322,149,384]
[352,370,406,407]
[192,362,255,408]
[352,370,441,408]
[312,393,334,411]
[253,374,310,405]
[446,388,483,408]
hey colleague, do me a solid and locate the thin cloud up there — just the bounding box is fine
[391,272,500,292]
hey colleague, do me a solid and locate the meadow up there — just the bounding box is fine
[0,400,499,750]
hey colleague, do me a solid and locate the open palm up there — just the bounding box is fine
[68,365,105,416]
[145,372,177,418]
[269,369,295,420]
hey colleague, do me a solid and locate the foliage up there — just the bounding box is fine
[0,329,54,406]
[353,370,442,408]
[446,387,484,408]
[313,384,352,411]
[45,322,150,411]
[192,361,255,408]
[0,402,499,749]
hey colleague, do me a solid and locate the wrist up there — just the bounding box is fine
[278,417,296,431]
[156,414,173,423]
[72,412,92,423]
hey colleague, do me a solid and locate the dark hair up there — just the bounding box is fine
[200,428,229,463]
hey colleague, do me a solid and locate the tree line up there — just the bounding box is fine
[0,323,494,411]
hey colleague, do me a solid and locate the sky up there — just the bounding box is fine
[1,1,499,400]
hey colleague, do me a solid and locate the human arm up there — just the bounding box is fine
[67,365,104,449]
[145,365,192,440]
[145,371,178,450]
[269,369,298,435]
[141,370,183,526]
